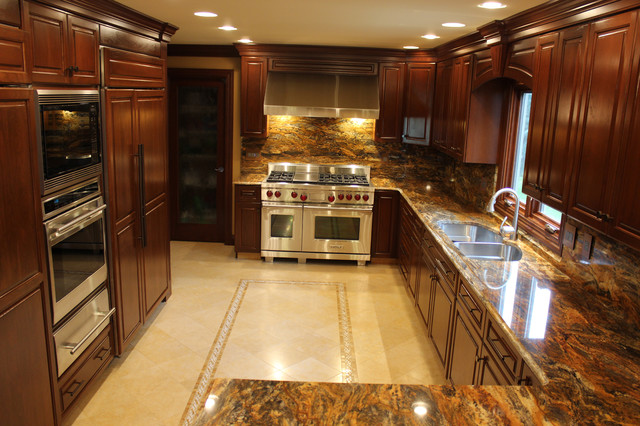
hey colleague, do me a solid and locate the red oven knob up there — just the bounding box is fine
[275,191,281,198]
[266,190,273,197]
[338,194,344,200]
[355,194,361,201]
[328,195,335,202]
[300,194,307,201]
[346,194,352,201]
[363,194,369,201]
[291,192,298,198]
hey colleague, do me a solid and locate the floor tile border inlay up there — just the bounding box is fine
[181,279,357,425]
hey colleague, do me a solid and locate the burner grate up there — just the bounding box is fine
[266,171,295,183]
[318,173,369,185]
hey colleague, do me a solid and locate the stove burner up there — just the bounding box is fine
[266,171,294,183]
[318,173,369,186]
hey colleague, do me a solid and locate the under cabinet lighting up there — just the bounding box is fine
[218,25,237,31]
[422,34,440,40]
[194,11,217,17]
[442,22,466,28]
[478,2,507,9]
[238,38,253,43]
[403,45,419,49]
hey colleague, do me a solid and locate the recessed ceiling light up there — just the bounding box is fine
[422,34,440,40]
[478,2,507,9]
[194,11,217,17]
[403,45,419,50]
[442,22,466,28]
[238,38,253,44]
[218,25,237,31]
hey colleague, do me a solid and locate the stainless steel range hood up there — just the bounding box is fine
[263,72,380,119]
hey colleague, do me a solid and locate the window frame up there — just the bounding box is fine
[495,86,564,255]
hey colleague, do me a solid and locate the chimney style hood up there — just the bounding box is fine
[263,72,380,119]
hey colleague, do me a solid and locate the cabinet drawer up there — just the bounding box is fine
[486,319,519,381]
[60,325,113,411]
[235,185,261,202]
[457,276,484,334]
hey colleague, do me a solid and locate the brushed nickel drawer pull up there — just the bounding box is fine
[65,380,84,397]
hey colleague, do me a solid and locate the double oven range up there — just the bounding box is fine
[37,89,114,376]
[261,163,374,265]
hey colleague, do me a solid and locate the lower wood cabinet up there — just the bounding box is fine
[371,190,399,258]
[234,184,262,253]
[449,309,482,385]
[430,273,455,370]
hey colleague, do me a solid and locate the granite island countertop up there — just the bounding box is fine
[205,173,640,424]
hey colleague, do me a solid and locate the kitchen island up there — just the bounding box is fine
[192,173,640,424]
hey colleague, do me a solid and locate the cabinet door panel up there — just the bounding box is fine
[449,311,481,385]
[235,203,262,253]
[142,199,170,317]
[0,24,30,84]
[416,251,433,330]
[29,3,67,83]
[0,90,42,295]
[569,13,637,227]
[67,15,99,84]
[504,37,537,88]
[105,91,137,226]
[403,63,435,144]
[113,220,142,349]
[375,62,405,142]
[430,277,453,371]
[432,60,453,147]
[371,190,399,258]
[451,55,473,158]
[241,57,268,137]
[136,91,167,204]
[0,286,56,426]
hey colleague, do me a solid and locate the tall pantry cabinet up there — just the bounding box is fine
[103,50,171,354]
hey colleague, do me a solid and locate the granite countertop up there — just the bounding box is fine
[213,174,640,424]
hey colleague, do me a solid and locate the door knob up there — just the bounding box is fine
[214,166,224,173]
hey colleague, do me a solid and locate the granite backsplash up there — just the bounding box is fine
[241,116,497,211]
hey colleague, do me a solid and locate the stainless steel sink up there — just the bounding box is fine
[453,242,523,262]
[438,222,503,243]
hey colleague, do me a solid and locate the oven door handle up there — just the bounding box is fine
[304,204,373,212]
[53,204,107,238]
[262,202,303,208]
[63,307,116,355]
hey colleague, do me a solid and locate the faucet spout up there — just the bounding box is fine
[486,188,519,240]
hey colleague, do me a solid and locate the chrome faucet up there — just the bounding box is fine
[486,188,519,240]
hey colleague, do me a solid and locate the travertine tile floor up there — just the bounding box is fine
[64,242,446,425]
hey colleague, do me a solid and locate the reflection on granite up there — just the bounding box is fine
[189,379,546,425]
[241,116,497,210]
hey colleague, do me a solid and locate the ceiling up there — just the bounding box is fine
[116,0,548,49]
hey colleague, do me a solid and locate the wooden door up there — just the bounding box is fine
[241,57,268,137]
[430,275,454,372]
[142,199,170,317]
[169,70,232,242]
[0,0,30,84]
[416,250,434,330]
[432,59,453,149]
[29,3,68,84]
[371,190,399,258]
[568,11,638,229]
[403,62,435,145]
[67,15,99,85]
[448,311,481,385]
[375,62,405,142]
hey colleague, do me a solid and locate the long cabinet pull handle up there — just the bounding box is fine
[54,204,107,237]
[490,337,512,361]
[135,144,147,247]
[63,308,116,355]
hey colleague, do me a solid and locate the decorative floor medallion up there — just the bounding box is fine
[182,279,357,425]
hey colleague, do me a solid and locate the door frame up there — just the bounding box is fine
[168,68,234,244]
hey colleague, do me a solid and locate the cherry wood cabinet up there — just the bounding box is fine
[28,2,99,85]
[0,0,31,84]
[448,309,482,385]
[104,89,171,354]
[503,36,537,88]
[398,197,422,298]
[0,88,58,425]
[523,26,587,212]
[234,184,262,253]
[402,62,435,145]
[375,62,405,142]
[241,57,268,138]
[371,189,399,258]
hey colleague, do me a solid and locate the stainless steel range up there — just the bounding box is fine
[261,163,374,265]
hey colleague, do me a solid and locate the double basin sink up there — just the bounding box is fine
[438,222,523,262]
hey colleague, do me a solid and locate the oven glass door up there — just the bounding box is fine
[302,205,372,254]
[46,199,107,324]
[261,203,303,252]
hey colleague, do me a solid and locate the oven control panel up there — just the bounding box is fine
[262,185,373,205]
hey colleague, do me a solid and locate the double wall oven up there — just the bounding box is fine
[36,90,114,376]
[261,163,374,265]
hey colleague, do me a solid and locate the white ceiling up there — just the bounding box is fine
[116,0,548,49]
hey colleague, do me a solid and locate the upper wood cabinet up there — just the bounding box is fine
[503,37,537,88]
[402,62,436,145]
[568,11,639,234]
[375,62,405,142]
[523,26,587,212]
[241,56,269,138]
[28,2,99,85]
[432,54,507,164]
[0,0,31,84]
[102,48,165,88]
